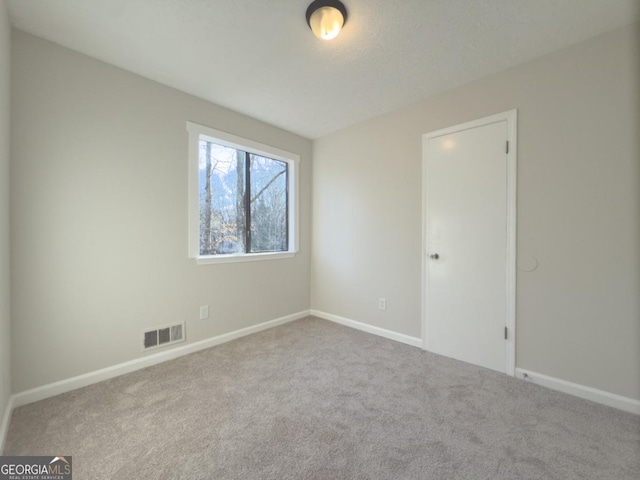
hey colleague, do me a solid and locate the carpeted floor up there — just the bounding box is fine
[4,317,640,479]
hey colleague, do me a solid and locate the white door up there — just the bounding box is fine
[423,111,516,374]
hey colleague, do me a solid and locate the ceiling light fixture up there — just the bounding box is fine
[306,0,348,41]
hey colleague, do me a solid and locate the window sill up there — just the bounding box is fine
[194,251,296,265]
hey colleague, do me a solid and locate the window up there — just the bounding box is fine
[187,122,299,264]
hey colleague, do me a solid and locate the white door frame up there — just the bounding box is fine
[421,110,517,376]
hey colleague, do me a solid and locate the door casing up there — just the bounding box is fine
[421,110,517,376]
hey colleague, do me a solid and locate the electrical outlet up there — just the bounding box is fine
[199,305,209,320]
[378,298,387,311]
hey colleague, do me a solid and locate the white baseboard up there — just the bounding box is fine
[0,395,14,454]
[516,368,640,415]
[11,310,310,410]
[310,309,422,348]
[310,312,639,415]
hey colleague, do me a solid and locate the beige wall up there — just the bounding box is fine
[7,19,640,403]
[0,0,11,424]
[10,31,312,393]
[311,23,640,400]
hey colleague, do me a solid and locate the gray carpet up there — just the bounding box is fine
[4,317,640,479]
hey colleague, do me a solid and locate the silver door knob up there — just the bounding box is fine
[430,253,440,260]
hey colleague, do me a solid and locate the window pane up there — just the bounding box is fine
[249,154,288,253]
[199,140,246,255]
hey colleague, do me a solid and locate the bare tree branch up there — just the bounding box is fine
[251,168,286,204]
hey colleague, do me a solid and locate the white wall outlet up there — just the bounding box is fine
[378,298,387,311]
[199,305,209,320]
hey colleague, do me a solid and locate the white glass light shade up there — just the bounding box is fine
[309,6,344,40]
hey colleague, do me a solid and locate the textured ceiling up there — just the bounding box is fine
[6,0,640,139]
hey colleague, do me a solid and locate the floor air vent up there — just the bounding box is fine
[143,322,185,351]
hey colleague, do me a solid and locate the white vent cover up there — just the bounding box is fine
[142,322,185,351]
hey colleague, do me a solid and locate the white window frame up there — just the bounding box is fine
[187,121,299,265]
